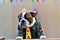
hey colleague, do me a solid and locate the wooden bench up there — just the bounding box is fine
[0,37,5,40]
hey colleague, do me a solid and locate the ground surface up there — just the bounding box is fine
[5,38,60,40]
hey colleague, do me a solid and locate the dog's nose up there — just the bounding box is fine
[22,20,25,23]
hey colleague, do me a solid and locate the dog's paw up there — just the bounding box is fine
[16,36,23,40]
[40,35,46,39]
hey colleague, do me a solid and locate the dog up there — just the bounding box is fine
[16,11,46,39]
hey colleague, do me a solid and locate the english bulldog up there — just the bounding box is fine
[16,11,46,40]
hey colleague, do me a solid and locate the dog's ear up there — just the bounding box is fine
[30,12,37,17]
[17,13,22,22]
[17,13,22,19]
[17,8,26,19]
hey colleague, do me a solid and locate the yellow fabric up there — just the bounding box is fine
[26,27,31,39]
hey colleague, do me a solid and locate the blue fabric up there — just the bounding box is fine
[32,18,43,37]
[17,24,22,36]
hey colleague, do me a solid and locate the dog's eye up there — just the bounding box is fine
[30,17,32,19]
[28,17,31,19]
[28,17,30,19]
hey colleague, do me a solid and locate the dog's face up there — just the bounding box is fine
[25,12,33,24]
[19,12,36,28]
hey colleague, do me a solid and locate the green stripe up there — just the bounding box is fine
[32,0,34,3]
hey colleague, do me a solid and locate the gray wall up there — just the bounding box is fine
[0,0,60,39]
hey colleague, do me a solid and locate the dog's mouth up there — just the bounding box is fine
[20,19,30,28]
[21,20,26,26]
[21,22,27,28]
[21,23,26,26]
